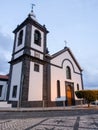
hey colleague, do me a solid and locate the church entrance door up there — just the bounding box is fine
[66,85,72,106]
[65,81,75,106]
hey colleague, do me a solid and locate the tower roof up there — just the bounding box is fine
[13,4,49,34]
[13,16,49,34]
[28,4,37,21]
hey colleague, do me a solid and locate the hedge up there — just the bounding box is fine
[75,90,98,107]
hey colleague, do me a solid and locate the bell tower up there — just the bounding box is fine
[8,6,49,107]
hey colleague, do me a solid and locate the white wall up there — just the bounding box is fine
[13,26,26,60]
[14,50,23,59]
[51,51,80,73]
[51,50,82,101]
[9,62,22,101]
[0,81,8,100]
[28,61,43,101]
[28,26,44,101]
[30,50,43,60]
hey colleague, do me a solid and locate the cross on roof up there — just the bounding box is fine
[64,40,67,47]
[31,3,35,12]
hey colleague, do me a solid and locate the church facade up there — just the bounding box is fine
[8,9,83,107]
[0,75,8,101]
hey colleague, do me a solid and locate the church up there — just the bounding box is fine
[6,8,84,107]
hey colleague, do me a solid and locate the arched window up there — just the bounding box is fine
[77,84,79,90]
[66,66,71,79]
[57,80,60,98]
[18,30,23,46]
[34,30,41,46]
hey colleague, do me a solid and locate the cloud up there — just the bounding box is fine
[0,31,13,74]
[83,70,98,90]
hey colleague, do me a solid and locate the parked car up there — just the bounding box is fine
[91,100,98,105]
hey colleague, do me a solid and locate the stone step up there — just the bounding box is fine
[0,102,12,107]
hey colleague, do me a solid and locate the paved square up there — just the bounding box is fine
[0,115,98,130]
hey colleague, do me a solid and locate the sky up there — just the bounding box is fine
[0,0,98,89]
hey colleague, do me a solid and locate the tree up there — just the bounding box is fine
[75,90,98,107]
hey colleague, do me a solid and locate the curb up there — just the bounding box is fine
[0,106,97,112]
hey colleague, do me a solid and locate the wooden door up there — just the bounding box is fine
[66,85,72,106]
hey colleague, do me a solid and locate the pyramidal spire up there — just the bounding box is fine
[29,3,37,21]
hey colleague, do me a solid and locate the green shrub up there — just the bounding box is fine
[75,90,98,107]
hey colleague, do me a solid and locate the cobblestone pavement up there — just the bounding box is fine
[0,109,98,130]
[0,115,98,130]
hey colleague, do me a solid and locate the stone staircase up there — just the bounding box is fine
[0,101,12,108]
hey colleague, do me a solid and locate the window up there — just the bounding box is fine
[0,85,3,97]
[66,66,71,79]
[12,85,17,98]
[34,64,40,72]
[57,80,61,98]
[18,30,23,46]
[77,84,79,90]
[34,30,41,46]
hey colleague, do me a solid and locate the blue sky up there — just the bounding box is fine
[0,0,98,89]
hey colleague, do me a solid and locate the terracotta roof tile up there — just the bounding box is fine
[0,75,9,80]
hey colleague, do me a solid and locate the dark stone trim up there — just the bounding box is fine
[10,47,82,75]
[75,100,84,105]
[7,30,17,101]
[14,57,30,107]
[10,54,82,76]
[48,101,56,107]
[50,63,63,69]
[43,58,51,107]
[11,101,57,107]
[81,73,84,90]
[51,47,82,71]
[23,23,32,55]
[12,47,25,55]
[13,16,49,34]
[43,29,48,54]
[30,47,45,55]
[42,27,51,107]
[9,54,47,66]
[68,48,82,71]
[0,79,8,81]
[18,60,23,107]
[20,57,30,107]
[51,48,67,58]
[11,55,82,77]
[12,46,45,56]
[56,101,67,107]
[56,99,84,106]
[11,99,84,107]
[62,59,82,75]
[47,63,51,104]
[11,33,17,60]
[50,59,82,75]
[7,65,13,101]
[21,101,43,107]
